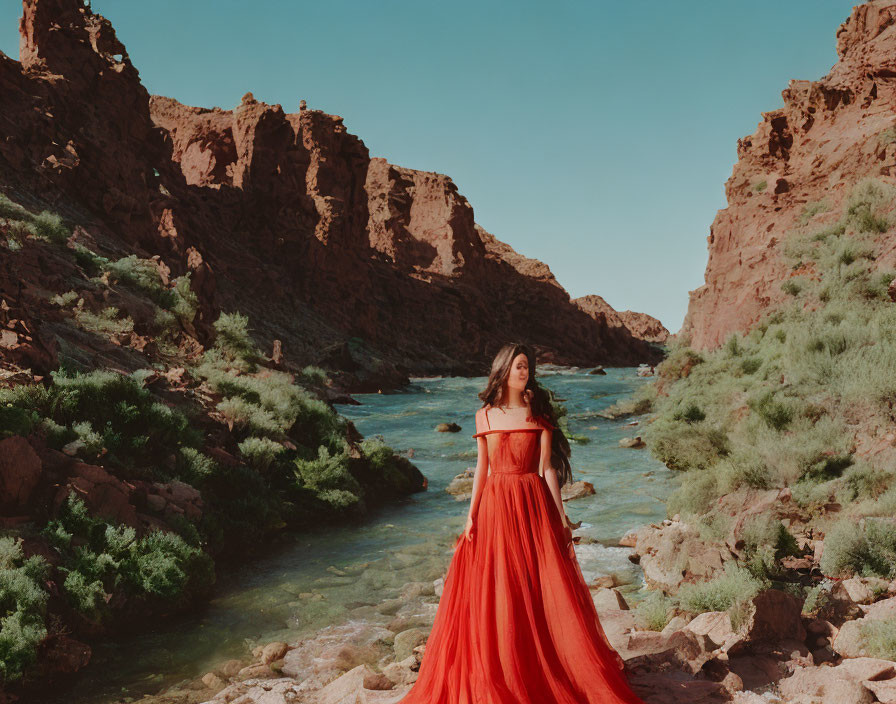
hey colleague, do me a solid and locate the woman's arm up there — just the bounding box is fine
[467,409,490,523]
[540,427,575,556]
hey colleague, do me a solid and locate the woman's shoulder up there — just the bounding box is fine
[528,411,557,430]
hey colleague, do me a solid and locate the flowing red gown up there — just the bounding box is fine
[398,412,646,704]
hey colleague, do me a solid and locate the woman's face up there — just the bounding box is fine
[506,353,529,393]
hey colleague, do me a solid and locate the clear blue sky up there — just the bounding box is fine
[1,1,856,332]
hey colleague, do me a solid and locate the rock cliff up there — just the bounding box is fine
[0,0,661,394]
[681,0,896,349]
[574,294,669,344]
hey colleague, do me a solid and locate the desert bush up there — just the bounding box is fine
[0,369,202,478]
[238,436,286,471]
[648,418,729,472]
[819,517,896,579]
[43,495,213,615]
[292,445,364,514]
[857,617,896,661]
[842,177,895,235]
[739,513,800,579]
[0,537,49,684]
[74,306,135,336]
[359,437,420,494]
[633,589,675,631]
[212,312,261,364]
[0,194,29,220]
[799,200,830,225]
[31,211,69,244]
[656,347,703,381]
[677,561,766,615]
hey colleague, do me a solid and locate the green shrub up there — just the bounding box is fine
[0,369,202,478]
[799,200,830,225]
[820,517,896,579]
[293,445,363,514]
[656,348,703,381]
[842,177,894,235]
[747,390,797,431]
[105,255,176,309]
[44,495,213,615]
[633,589,675,631]
[212,312,261,364]
[649,419,729,472]
[858,617,896,660]
[0,194,29,221]
[0,537,49,684]
[781,279,802,296]
[739,514,800,579]
[238,436,286,471]
[359,437,420,494]
[672,404,705,423]
[31,211,69,244]
[171,274,199,324]
[754,180,767,192]
[677,561,766,615]
[75,306,135,336]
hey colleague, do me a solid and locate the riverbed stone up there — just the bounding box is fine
[560,480,596,501]
[399,581,434,599]
[393,628,427,661]
[220,659,244,677]
[777,663,876,704]
[261,642,289,664]
[376,598,404,616]
[593,587,630,611]
[381,655,419,686]
[237,663,273,680]
[387,614,432,632]
[202,672,227,691]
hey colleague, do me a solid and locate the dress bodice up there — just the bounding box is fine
[472,410,556,475]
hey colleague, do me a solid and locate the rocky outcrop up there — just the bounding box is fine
[680,1,896,350]
[0,0,661,395]
[575,294,669,344]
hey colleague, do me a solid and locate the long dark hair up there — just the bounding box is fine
[477,342,573,487]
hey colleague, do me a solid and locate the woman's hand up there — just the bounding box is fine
[463,515,474,542]
[561,514,575,559]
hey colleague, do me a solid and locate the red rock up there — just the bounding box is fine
[575,294,669,344]
[0,0,662,391]
[681,2,896,351]
[0,436,42,513]
[55,462,139,528]
[38,634,91,675]
[740,589,807,645]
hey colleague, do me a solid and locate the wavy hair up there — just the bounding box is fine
[477,342,573,487]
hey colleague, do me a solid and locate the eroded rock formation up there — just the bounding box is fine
[681,0,896,349]
[0,0,660,393]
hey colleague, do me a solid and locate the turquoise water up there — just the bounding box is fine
[49,367,673,704]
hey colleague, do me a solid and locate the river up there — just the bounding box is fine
[47,366,674,704]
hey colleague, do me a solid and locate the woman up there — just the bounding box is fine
[398,343,646,704]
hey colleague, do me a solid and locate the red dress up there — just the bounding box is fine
[398,412,646,704]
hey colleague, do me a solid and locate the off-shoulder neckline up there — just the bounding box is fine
[473,410,556,438]
[471,427,543,439]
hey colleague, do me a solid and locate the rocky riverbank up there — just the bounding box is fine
[132,512,896,704]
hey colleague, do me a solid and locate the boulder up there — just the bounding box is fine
[627,521,728,593]
[833,596,896,658]
[740,589,806,645]
[593,588,630,611]
[682,611,735,650]
[0,436,42,513]
[54,462,139,528]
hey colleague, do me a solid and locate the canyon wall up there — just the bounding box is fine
[681,0,896,349]
[0,0,662,392]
